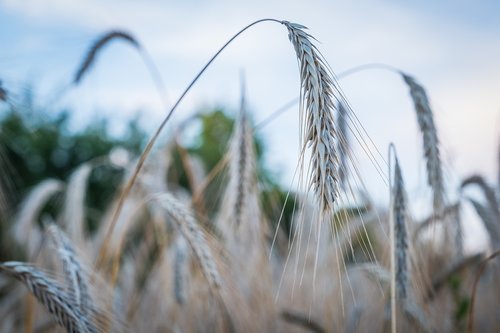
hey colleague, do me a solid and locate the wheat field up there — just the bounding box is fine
[0,18,499,333]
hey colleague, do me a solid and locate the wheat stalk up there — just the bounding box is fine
[402,73,444,212]
[0,261,97,333]
[154,193,221,289]
[283,21,339,213]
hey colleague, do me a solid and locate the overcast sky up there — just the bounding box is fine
[1,0,499,248]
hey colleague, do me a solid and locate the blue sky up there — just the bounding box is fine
[1,0,499,248]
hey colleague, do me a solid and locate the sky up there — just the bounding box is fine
[1,0,499,250]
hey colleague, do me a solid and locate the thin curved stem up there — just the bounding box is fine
[94,18,283,269]
[337,62,403,79]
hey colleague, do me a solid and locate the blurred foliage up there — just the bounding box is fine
[0,103,145,208]
[0,90,147,260]
[449,274,470,332]
[0,89,297,260]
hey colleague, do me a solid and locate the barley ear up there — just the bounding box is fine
[402,73,444,212]
[283,21,339,213]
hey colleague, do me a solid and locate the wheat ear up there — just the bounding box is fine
[283,21,339,213]
[461,175,500,221]
[173,235,189,305]
[13,179,65,258]
[465,197,500,247]
[337,101,350,191]
[389,146,408,333]
[392,155,408,301]
[0,261,97,333]
[461,175,500,247]
[402,73,444,212]
[74,31,139,84]
[154,193,221,289]
[232,97,255,227]
[63,163,92,245]
[46,224,92,316]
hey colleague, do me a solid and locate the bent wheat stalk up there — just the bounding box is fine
[95,18,340,268]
